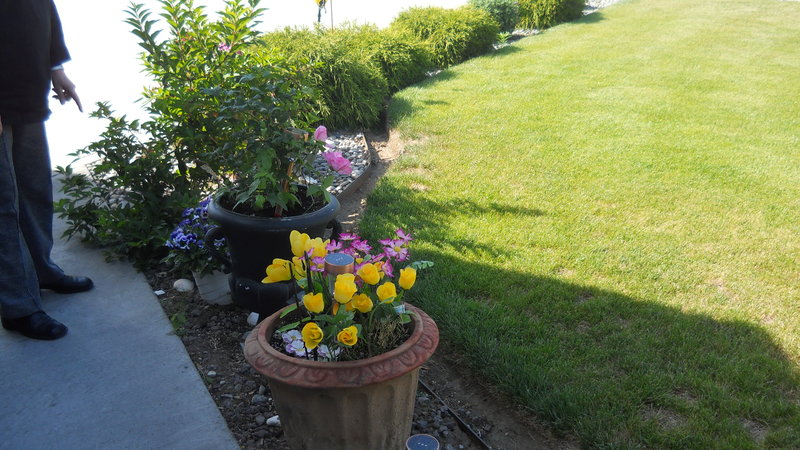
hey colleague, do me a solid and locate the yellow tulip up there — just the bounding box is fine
[399,267,417,290]
[356,263,380,285]
[303,292,324,313]
[376,281,397,303]
[262,258,291,283]
[292,256,307,280]
[334,273,357,304]
[337,326,358,347]
[351,293,373,313]
[307,237,328,259]
[290,230,310,257]
[301,322,324,349]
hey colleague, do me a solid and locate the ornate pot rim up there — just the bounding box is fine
[244,304,439,388]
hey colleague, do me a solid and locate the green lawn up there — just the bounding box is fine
[359,0,800,447]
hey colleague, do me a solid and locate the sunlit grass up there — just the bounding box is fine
[360,0,800,446]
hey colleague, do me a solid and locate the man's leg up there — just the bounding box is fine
[10,122,64,284]
[0,125,44,319]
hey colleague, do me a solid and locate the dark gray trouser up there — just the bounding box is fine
[0,122,64,319]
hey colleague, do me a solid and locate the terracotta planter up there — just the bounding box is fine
[244,304,439,450]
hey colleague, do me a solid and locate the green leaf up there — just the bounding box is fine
[276,320,300,333]
[280,303,298,318]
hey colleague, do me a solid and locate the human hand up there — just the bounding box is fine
[51,69,83,112]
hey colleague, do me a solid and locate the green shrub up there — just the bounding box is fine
[359,28,433,94]
[469,0,520,33]
[259,26,389,129]
[55,0,315,269]
[390,6,500,68]
[517,0,585,29]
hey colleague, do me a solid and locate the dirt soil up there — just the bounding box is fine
[150,131,579,450]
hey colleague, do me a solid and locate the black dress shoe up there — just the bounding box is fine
[2,311,68,340]
[40,275,94,294]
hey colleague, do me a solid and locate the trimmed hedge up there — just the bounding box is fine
[390,6,500,68]
[517,0,585,29]
[259,27,388,129]
[359,28,434,94]
[469,0,520,33]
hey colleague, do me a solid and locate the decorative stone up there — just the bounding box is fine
[251,394,268,405]
[266,415,281,427]
[247,312,259,326]
[207,370,217,378]
[173,278,195,292]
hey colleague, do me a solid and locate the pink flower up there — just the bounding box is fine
[338,233,359,241]
[382,261,394,278]
[352,239,372,254]
[218,43,231,52]
[313,125,328,141]
[322,151,352,175]
[326,240,343,252]
[385,239,409,262]
[396,228,412,244]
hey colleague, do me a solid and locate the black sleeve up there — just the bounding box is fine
[49,0,70,66]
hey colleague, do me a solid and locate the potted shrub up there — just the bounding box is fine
[200,66,352,314]
[244,228,437,449]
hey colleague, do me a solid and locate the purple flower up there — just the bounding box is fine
[352,239,372,254]
[322,151,352,175]
[385,240,409,262]
[396,228,413,244]
[326,240,343,252]
[382,261,394,278]
[218,43,231,52]
[338,233,359,241]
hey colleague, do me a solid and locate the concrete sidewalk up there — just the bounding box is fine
[0,188,238,449]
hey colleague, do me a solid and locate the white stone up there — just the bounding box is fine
[247,312,259,326]
[266,415,281,427]
[173,278,195,292]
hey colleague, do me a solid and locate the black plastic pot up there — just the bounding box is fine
[204,195,341,316]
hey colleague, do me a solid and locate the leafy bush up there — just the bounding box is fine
[469,0,520,33]
[259,26,389,129]
[390,6,500,68]
[55,104,199,268]
[343,26,433,94]
[55,0,317,268]
[517,0,585,29]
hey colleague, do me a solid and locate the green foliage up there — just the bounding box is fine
[259,26,389,129]
[56,0,325,268]
[344,25,434,94]
[469,0,521,33]
[55,104,198,268]
[390,6,500,68]
[207,65,330,213]
[517,0,585,29]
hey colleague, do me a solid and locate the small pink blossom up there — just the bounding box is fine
[352,239,372,254]
[382,261,394,278]
[322,151,352,175]
[218,43,231,52]
[326,240,343,252]
[338,233,358,241]
[396,228,412,244]
[313,125,328,141]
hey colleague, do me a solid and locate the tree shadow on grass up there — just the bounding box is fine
[360,182,800,448]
